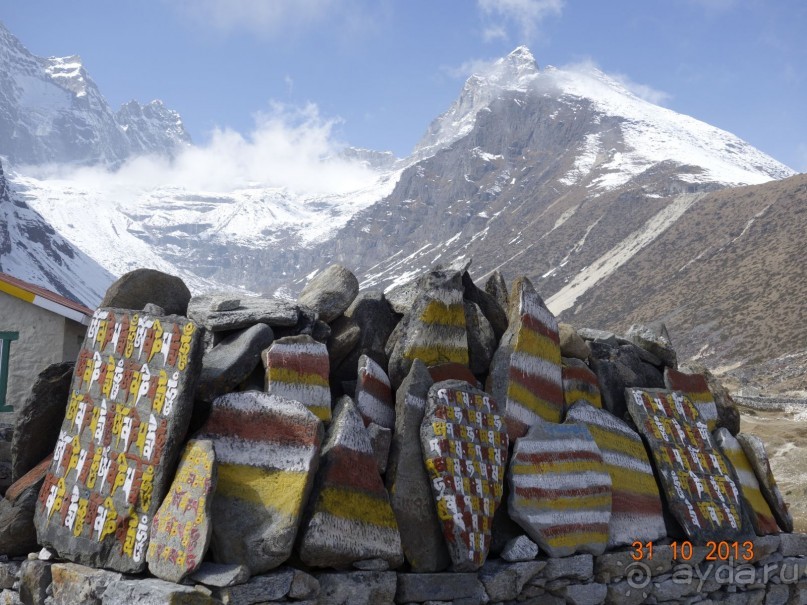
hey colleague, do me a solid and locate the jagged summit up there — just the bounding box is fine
[0,20,190,166]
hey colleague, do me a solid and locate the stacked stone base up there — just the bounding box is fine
[1,534,805,604]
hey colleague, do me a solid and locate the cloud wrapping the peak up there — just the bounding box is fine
[477,0,563,41]
[25,102,378,197]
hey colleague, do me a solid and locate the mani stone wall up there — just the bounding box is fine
[0,263,805,605]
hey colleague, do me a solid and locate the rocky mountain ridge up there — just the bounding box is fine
[0,20,189,166]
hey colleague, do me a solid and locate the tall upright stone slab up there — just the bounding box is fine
[562,360,603,411]
[33,308,203,573]
[386,360,450,572]
[197,392,323,574]
[263,335,332,422]
[713,429,779,536]
[388,270,469,389]
[420,380,509,571]
[488,277,563,439]
[626,388,752,542]
[298,397,403,569]
[737,434,793,533]
[508,421,612,557]
[565,403,666,548]
[147,439,217,582]
[355,355,394,429]
[664,368,719,432]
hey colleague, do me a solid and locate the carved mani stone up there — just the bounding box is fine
[565,403,666,548]
[147,439,217,583]
[34,308,203,573]
[508,421,612,557]
[197,392,323,574]
[664,367,719,432]
[626,388,753,542]
[420,380,509,571]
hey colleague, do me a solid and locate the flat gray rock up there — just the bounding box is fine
[197,392,323,574]
[187,295,299,331]
[625,323,677,368]
[396,572,482,602]
[462,271,508,343]
[49,562,123,605]
[34,308,204,573]
[500,535,539,562]
[315,571,396,605]
[101,578,218,604]
[298,264,359,323]
[366,422,391,475]
[197,323,274,402]
[146,440,216,583]
[215,567,293,604]
[0,457,50,557]
[189,561,250,587]
[298,397,403,569]
[385,360,449,572]
[478,560,546,601]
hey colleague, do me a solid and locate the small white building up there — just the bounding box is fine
[0,271,91,419]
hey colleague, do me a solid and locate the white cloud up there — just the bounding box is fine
[442,58,500,80]
[477,0,563,41]
[26,102,378,197]
[611,73,672,106]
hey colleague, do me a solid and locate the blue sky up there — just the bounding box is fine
[2,0,806,171]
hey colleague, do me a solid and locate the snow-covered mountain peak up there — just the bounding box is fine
[43,54,89,98]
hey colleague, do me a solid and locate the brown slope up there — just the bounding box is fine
[563,173,807,394]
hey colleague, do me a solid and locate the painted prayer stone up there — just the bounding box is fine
[487,277,563,439]
[34,308,203,573]
[388,270,469,389]
[737,434,793,533]
[565,403,666,548]
[508,421,612,557]
[626,388,752,542]
[147,439,217,582]
[197,392,323,574]
[713,429,779,536]
[298,396,403,569]
[562,360,603,411]
[263,335,331,422]
[420,380,509,571]
[664,368,718,431]
[355,355,394,429]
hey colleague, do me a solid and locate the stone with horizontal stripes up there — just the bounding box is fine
[565,402,665,548]
[298,396,403,569]
[508,421,612,557]
[487,277,563,439]
[626,388,753,543]
[147,439,216,583]
[197,391,323,574]
[664,367,718,432]
[355,355,394,429]
[562,359,602,411]
[737,433,793,533]
[420,380,509,571]
[263,334,332,422]
[713,429,779,536]
[34,308,203,573]
[388,270,469,390]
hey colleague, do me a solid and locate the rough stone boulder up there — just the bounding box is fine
[11,361,73,482]
[99,268,191,316]
[0,457,50,556]
[737,433,793,533]
[298,264,360,323]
